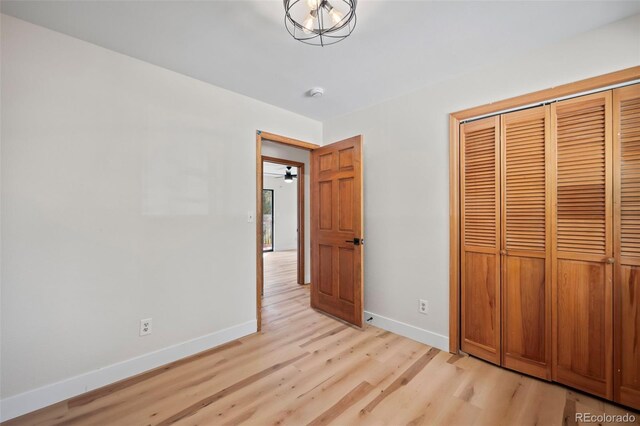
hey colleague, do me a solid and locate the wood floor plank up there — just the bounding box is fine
[306,381,375,426]
[156,352,310,425]
[361,347,439,414]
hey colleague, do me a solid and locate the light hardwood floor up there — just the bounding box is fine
[5,250,638,425]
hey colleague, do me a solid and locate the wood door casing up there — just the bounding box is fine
[460,116,501,365]
[613,84,640,410]
[501,106,552,379]
[551,91,614,399]
[310,136,363,327]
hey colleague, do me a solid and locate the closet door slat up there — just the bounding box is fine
[552,91,613,399]
[501,106,551,379]
[614,83,640,410]
[461,116,501,365]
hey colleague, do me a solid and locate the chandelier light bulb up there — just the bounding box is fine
[302,13,315,33]
[328,7,343,25]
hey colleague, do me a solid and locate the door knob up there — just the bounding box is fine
[345,238,363,246]
[500,250,507,255]
[605,257,615,264]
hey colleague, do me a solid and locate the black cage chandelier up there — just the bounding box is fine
[284,0,357,46]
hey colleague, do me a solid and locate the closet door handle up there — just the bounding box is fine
[605,257,615,264]
[500,250,507,255]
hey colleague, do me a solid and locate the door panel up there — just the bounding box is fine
[501,106,551,379]
[613,84,640,409]
[460,116,501,364]
[552,92,613,399]
[311,136,363,327]
[556,259,610,396]
[463,251,500,361]
[503,256,549,378]
[319,244,333,295]
[617,266,640,408]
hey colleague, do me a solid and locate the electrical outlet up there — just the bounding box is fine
[419,299,428,314]
[140,318,152,336]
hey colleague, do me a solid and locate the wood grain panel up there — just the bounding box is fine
[613,84,640,410]
[552,90,613,400]
[501,106,551,379]
[339,147,354,170]
[319,153,333,172]
[502,256,549,379]
[461,116,501,365]
[462,252,499,363]
[319,244,333,296]
[555,259,610,397]
[338,247,354,303]
[616,266,640,409]
[319,181,332,230]
[339,178,354,231]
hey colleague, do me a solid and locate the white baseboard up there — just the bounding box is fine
[364,311,448,352]
[0,320,257,422]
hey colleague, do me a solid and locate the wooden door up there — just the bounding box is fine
[613,83,640,410]
[551,92,614,399]
[310,136,363,327]
[501,106,552,379]
[460,116,501,364]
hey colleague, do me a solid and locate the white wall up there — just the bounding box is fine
[323,14,640,349]
[261,141,311,282]
[263,174,298,252]
[0,13,321,416]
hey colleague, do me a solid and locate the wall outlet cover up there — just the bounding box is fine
[419,299,428,314]
[140,318,152,336]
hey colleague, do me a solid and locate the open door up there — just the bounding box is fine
[311,136,364,327]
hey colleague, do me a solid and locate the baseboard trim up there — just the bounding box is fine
[364,311,448,352]
[0,320,257,422]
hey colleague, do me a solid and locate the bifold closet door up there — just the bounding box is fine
[552,91,613,399]
[613,84,640,410]
[460,116,501,365]
[501,106,552,379]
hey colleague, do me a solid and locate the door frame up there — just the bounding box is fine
[448,66,640,354]
[256,131,320,331]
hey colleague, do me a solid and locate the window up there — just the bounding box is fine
[262,189,274,252]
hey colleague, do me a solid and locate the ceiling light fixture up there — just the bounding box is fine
[284,166,297,183]
[284,0,357,47]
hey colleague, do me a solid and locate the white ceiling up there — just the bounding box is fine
[3,1,640,120]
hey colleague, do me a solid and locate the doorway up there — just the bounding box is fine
[255,131,365,331]
[256,132,317,331]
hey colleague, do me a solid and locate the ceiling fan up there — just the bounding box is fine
[282,166,298,183]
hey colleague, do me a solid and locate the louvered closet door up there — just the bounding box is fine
[461,116,501,365]
[552,92,613,399]
[501,106,551,379]
[613,84,640,410]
